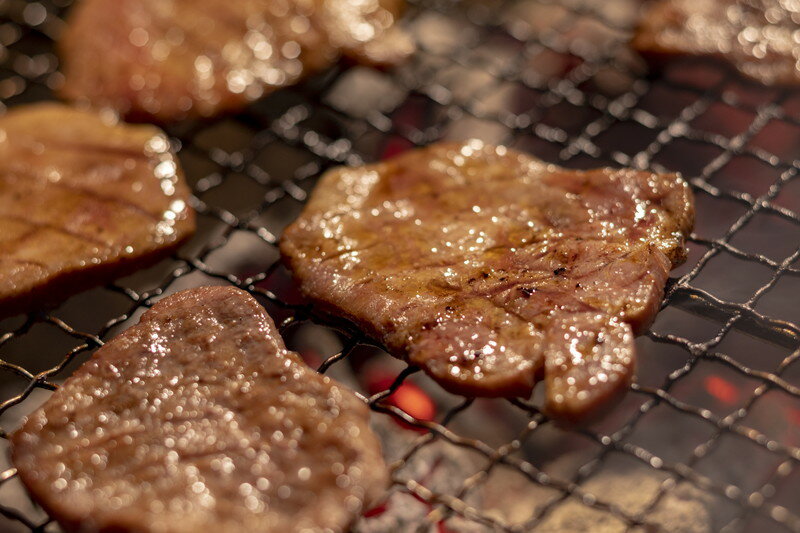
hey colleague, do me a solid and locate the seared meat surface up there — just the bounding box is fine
[633,0,800,86]
[281,141,694,422]
[11,286,388,533]
[59,0,412,122]
[0,103,194,318]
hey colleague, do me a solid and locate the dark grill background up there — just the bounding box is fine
[1,0,800,531]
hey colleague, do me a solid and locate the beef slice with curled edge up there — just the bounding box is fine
[280,141,694,423]
[59,0,413,123]
[0,103,195,318]
[632,0,800,86]
[10,285,389,533]
[0,103,195,316]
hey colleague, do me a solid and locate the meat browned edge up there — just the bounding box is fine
[11,286,388,533]
[632,0,800,86]
[59,0,413,122]
[0,103,195,318]
[281,141,694,423]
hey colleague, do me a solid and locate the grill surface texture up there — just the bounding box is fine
[1,0,800,532]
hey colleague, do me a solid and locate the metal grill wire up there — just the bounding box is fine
[1,0,800,531]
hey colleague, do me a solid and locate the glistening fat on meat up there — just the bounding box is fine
[0,103,195,318]
[11,286,389,533]
[632,0,800,86]
[280,140,694,423]
[58,0,414,122]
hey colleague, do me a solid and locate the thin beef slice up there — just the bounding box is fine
[11,286,388,533]
[280,141,694,423]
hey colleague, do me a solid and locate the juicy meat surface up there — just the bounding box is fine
[59,0,413,122]
[281,141,694,422]
[632,0,800,86]
[11,286,388,533]
[0,103,194,318]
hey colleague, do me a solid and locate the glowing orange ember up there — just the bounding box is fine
[362,502,388,518]
[393,382,437,422]
[704,376,739,405]
[790,408,800,427]
[438,522,457,533]
[368,372,437,429]
[382,137,413,159]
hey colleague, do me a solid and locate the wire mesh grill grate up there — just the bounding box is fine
[1,0,800,531]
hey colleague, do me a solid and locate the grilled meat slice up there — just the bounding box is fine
[59,0,412,122]
[11,286,388,533]
[281,141,694,423]
[632,0,800,86]
[0,103,194,318]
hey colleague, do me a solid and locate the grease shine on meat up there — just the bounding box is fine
[59,0,413,122]
[11,286,388,533]
[0,103,194,318]
[633,0,800,86]
[281,141,694,423]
